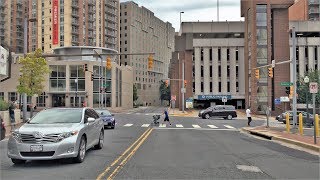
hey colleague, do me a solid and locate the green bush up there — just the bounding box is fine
[0,99,9,111]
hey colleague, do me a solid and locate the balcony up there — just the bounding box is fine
[72,1,79,8]
[105,1,116,8]
[309,8,320,14]
[88,0,94,6]
[309,0,320,5]
[72,21,79,26]
[106,9,117,16]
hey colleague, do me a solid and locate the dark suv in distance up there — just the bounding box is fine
[198,105,237,120]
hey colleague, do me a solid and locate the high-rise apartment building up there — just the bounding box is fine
[241,0,294,114]
[1,0,120,54]
[0,0,28,53]
[289,0,320,21]
[120,1,175,106]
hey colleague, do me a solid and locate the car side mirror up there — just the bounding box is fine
[88,117,95,123]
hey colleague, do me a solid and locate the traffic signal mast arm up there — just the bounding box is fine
[253,59,292,70]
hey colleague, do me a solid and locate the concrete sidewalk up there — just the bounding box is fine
[169,108,198,117]
[242,126,320,152]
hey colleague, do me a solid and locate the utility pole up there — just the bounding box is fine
[182,60,185,113]
[217,0,219,21]
[291,27,297,128]
[22,18,28,121]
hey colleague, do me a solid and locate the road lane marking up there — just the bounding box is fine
[107,128,154,180]
[176,124,183,128]
[145,113,149,115]
[207,125,218,128]
[159,124,166,128]
[154,127,237,131]
[192,124,201,128]
[236,165,262,173]
[141,124,150,127]
[96,128,152,180]
[224,125,235,129]
[124,124,133,127]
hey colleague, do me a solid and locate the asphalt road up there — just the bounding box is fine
[1,107,319,180]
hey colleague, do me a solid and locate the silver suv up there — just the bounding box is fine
[7,108,104,164]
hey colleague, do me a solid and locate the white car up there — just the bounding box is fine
[8,108,104,164]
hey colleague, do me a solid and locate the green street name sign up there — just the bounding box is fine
[280,82,293,86]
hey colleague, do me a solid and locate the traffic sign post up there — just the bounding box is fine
[222,96,227,105]
[280,82,293,86]
[310,82,318,144]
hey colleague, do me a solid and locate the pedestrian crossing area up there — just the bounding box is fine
[117,123,237,130]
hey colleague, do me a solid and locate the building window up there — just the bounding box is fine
[49,65,66,91]
[219,82,221,92]
[201,48,203,61]
[124,19,127,23]
[36,92,46,107]
[8,92,18,102]
[227,82,230,92]
[210,66,212,77]
[0,92,4,100]
[227,65,230,77]
[209,48,212,61]
[296,47,299,60]
[125,12,127,16]
[218,47,221,61]
[201,66,203,77]
[125,40,127,44]
[125,26,127,30]
[236,66,239,77]
[218,66,221,77]
[227,49,230,61]
[70,65,86,91]
[305,47,308,58]
[193,82,195,93]
[201,82,204,93]
[236,82,239,92]
[210,82,212,92]
[236,49,239,61]
[315,47,318,61]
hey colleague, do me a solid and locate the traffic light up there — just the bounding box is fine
[91,73,94,81]
[289,86,294,98]
[165,80,169,87]
[184,80,187,87]
[268,67,273,78]
[106,57,112,70]
[285,87,290,95]
[84,64,88,71]
[148,55,153,70]
[255,69,259,79]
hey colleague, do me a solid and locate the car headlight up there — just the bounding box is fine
[11,132,21,142]
[57,131,78,141]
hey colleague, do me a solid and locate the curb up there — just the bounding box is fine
[241,128,320,152]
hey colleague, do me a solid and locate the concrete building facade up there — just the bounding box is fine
[0,47,133,110]
[0,0,120,54]
[241,0,294,114]
[119,1,175,106]
[289,21,320,80]
[289,0,320,21]
[170,22,246,110]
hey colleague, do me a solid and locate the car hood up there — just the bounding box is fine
[17,123,80,134]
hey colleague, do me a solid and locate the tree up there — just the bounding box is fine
[159,81,171,105]
[133,84,138,105]
[297,70,320,105]
[17,49,50,118]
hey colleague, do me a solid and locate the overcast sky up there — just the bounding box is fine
[120,0,244,31]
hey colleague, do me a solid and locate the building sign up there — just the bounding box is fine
[0,46,8,76]
[197,95,232,100]
[52,0,59,45]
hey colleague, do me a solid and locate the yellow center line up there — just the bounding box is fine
[107,128,154,180]
[96,128,151,180]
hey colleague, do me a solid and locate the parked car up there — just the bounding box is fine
[7,108,104,164]
[1,116,6,141]
[198,105,237,120]
[277,111,314,125]
[95,109,115,129]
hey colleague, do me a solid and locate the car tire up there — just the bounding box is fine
[205,114,210,119]
[74,136,86,163]
[94,130,104,150]
[227,115,233,120]
[11,158,26,164]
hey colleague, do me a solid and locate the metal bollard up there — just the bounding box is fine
[286,113,290,133]
[315,114,319,137]
[299,113,303,135]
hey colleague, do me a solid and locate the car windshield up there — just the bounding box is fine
[96,109,111,116]
[29,109,83,124]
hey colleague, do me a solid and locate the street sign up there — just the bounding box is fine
[181,88,186,93]
[280,96,290,102]
[309,82,318,94]
[222,96,228,102]
[280,82,293,86]
[274,98,281,105]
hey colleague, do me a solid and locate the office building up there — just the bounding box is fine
[241,0,294,114]
[170,22,246,110]
[120,1,175,106]
[289,0,320,21]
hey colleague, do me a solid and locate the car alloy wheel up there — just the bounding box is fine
[74,136,86,163]
[205,114,210,119]
[227,115,233,120]
[95,131,104,149]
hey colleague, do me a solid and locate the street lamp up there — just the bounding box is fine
[75,79,78,107]
[304,76,310,124]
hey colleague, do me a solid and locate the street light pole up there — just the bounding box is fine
[75,79,78,107]
[180,12,184,29]
[291,26,298,128]
[304,76,309,125]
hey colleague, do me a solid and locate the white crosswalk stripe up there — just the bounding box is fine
[176,124,183,128]
[224,125,235,129]
[145,114,149,115]
[141,124,150,127]
[192,124,201,128]
[159,124,166,128]
[207,125,218,129]
[124,124,133,127]
[126,112,132,114]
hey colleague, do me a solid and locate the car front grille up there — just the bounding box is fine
[20,151,55,157]
[20,133,61,143]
